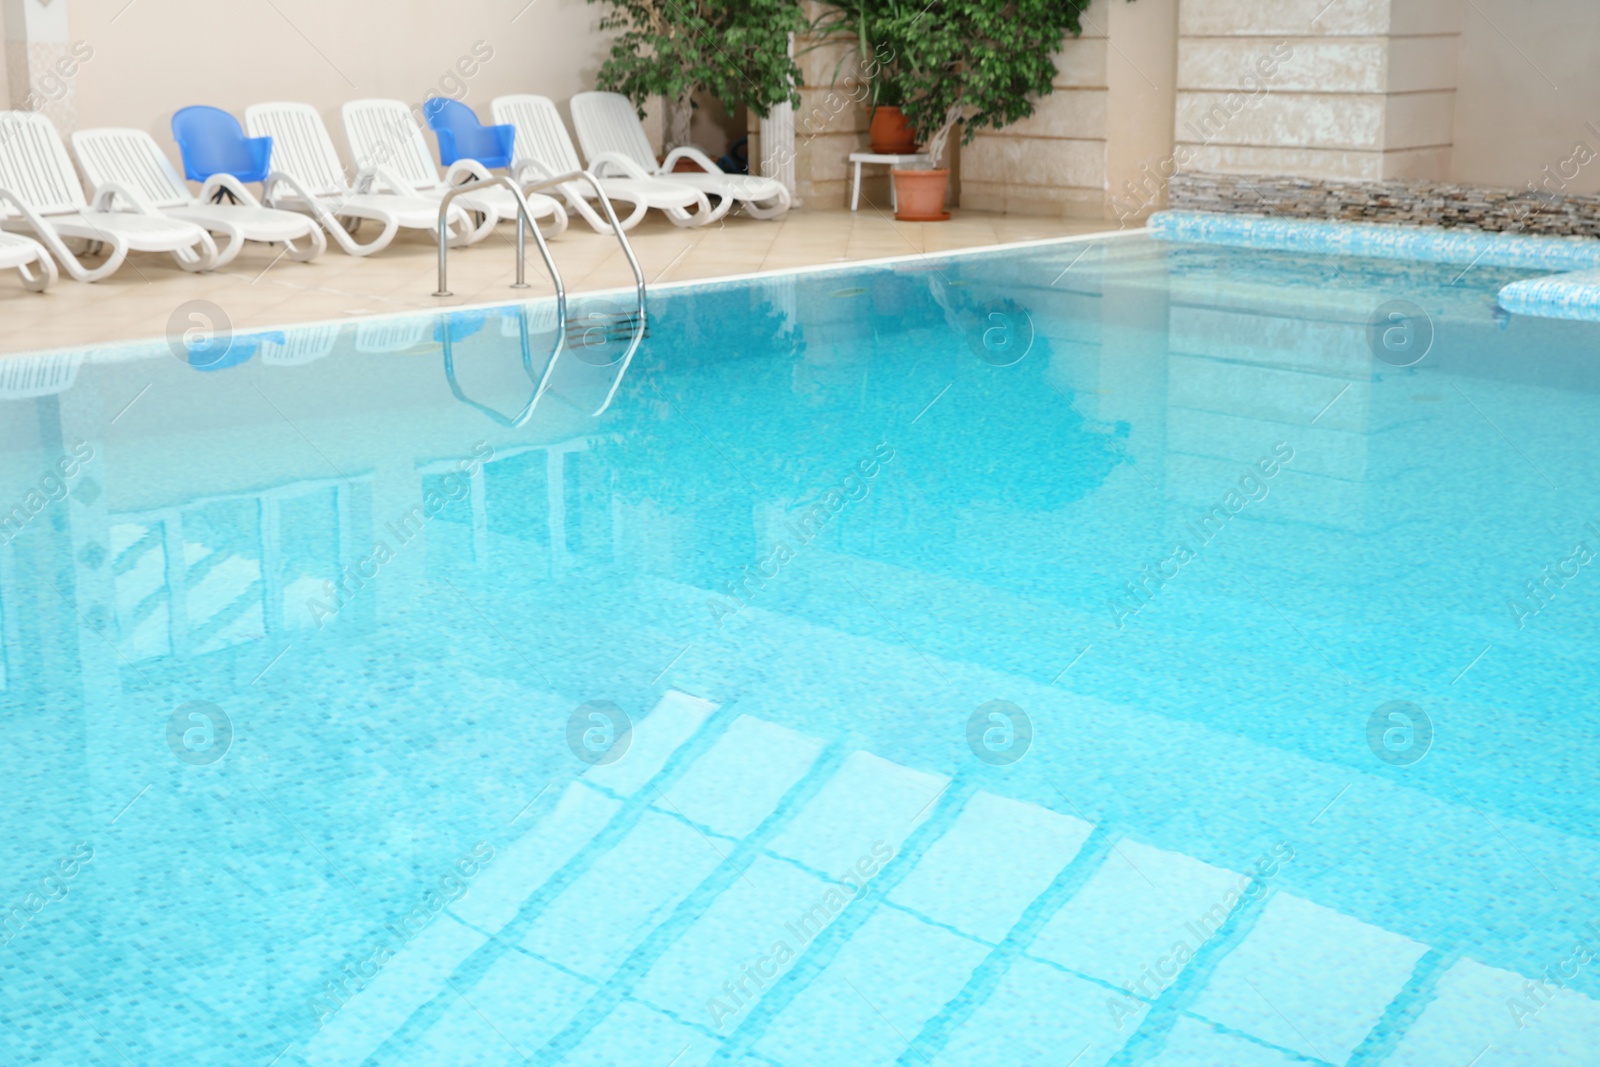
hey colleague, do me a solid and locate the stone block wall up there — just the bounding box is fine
[1175,0,1461,182]
[960,22,1111,218]
[961,0,1180,221]
[1167,171,1600,238]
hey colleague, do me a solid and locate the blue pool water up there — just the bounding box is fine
[3,233,1600,1066]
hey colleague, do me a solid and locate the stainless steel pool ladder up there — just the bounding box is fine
[432,172,648,417]
[440,305,558,429]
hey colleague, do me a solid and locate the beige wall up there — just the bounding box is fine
[963,0,1180,222]
[1450,0,1600,195]
[961,0,1118,219]
[1103,0,1178,220]
[10,0,1600,215]
[50,0,616,169]
[1175,0,1460,182]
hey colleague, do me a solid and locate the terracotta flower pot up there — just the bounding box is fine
[869,106,918,154]
[893,168,951,222]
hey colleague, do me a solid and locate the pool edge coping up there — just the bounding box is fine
[0,226,1152,365]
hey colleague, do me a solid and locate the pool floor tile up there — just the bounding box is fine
[1186,892,1428,1064]
[888,790,1094,943]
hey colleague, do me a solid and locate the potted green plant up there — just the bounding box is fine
[589,0,805,151]
[807,0,916,153]
[885,0,1099,220]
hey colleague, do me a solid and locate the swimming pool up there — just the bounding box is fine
[3,232,1599,1066]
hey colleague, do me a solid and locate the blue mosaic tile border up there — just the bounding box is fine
[1497,269,1600,323]
[1148,210,1600,272]
[1148,209,1600,322]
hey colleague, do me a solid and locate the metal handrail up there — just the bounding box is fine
[441,305,565,429]
[433,170,649,419]
[433,174,563,304]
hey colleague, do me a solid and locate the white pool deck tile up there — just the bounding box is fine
[518,808,725,980]
[1186,892,1428,1065]
[754,906,991,1066]
[1145,1015,1304,1066]
[1028,838,1246,991]
[300,917,488,1067]
[582,690,719,797]
[632,853,831,1025]
[0,210,1116,358]
[765,750,947,878]
[652,715,826,839]
[931,957,1141,1067]
[887,790,1094,943]
[1387,956,1600,1066]
[449,781,621,933]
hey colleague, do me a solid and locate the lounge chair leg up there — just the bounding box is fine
[208,227,246,269]
[15,254,57,292]
[283,224,326,262]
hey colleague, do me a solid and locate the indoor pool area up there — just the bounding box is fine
[4,231,1600,1065]
[4,0,1600,1064]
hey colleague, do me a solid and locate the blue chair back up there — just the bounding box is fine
[171,106,272,183]
[423,98,515,169]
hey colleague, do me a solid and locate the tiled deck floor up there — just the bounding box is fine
[0,208,1118,356]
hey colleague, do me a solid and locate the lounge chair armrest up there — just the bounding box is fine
[663,145,724,175]
[199,173,263,207]
[443,158,495,186]
[0,188,56,237]
[262,170,344,231]
[0,187,99,281]
[350,164,380,194]
[588,151,654,181]
[264,169,311,206]
[512,156,558,184]
[355,164,419,197]
[91,180,164,216]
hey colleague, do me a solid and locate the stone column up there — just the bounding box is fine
[758,34,800,200]
[1174,0,1462,181]
[3,0,85,130]
[779,6,874,210]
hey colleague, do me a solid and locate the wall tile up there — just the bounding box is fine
[1180,0,1389,38]
[1001,89,1109,139]
[963,135,1107,188]
[1053,37,1110,88]
[962,180,1106,218]
[1177,91,1386,150]
[1179,38,1387,93]
[1179,143,1386,180]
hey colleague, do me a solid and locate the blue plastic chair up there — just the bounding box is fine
[423,98,515,169]
[171,106,271,184]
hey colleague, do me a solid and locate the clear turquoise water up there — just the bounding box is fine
[3,234,1600,1066]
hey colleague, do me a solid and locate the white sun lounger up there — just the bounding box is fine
[569,91,791,220]
[340,98,568,244]
[71,127,326,268]
[0,229,56,291]
[490,94,713,232]
[0,110,217,281]
[244,101,475,257]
